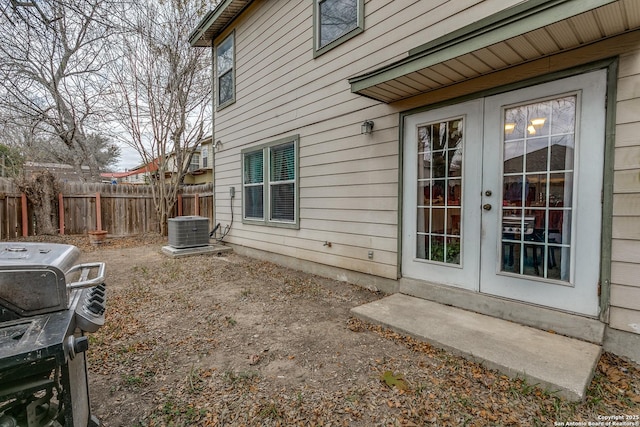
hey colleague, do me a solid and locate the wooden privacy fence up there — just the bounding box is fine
[0,179,214,238]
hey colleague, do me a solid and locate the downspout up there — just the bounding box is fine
[211,42,217,234]
[599,58,618,323]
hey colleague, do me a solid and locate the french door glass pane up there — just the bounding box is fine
[416,119,463,265]
[500,96,576,281]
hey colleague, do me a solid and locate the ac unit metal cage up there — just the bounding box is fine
[167,216,210,249]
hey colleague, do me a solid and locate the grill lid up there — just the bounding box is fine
[0,243,80,317]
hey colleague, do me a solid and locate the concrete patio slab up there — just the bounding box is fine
[161,244,232,258]
[351,293,602,401]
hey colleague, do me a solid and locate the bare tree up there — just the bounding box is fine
[108,0,212,235]
[0,0,115,180]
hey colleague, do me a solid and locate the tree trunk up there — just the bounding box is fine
[34,185,57,235]
[17,170,59,235]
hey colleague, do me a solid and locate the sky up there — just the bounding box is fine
[116,143,143,171]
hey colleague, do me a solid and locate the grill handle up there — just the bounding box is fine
[67,262,106,290]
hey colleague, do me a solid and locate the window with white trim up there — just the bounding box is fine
[313,0,363,56]
[202,146,208,168]
[242,136,299,228]
[216,32,234,108]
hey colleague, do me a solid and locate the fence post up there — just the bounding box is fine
[95,192,102,231]
[177,194,183,216]
[21,193,27,237]
[195,193,199,216]
[59,193,64,235]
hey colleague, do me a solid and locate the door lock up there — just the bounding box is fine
[485,190,492,196]
[483,204,492,211]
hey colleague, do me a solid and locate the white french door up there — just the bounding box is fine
[402,70,606,316]
[402,100,483,291]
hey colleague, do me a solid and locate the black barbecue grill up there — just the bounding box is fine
[0,243,106,427]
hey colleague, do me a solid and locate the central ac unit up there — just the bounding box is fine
[168,216,209,249]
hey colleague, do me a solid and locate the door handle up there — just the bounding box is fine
[483,204,492,211]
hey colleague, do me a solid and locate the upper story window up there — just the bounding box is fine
[242,135,299,229]
[202,146,208,168]
[314,0,363,57]
[216,32,235,108]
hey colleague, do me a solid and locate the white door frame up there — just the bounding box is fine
[401,70,606,316]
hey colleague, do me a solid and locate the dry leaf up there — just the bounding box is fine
[380,370,409,391]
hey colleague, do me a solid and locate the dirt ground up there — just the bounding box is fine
[18,235,640,426]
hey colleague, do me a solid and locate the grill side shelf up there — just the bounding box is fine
[0,309,74,371]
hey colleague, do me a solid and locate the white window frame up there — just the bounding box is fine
[241,135,299,229]
[313,0,364,57]
[216,31,235,109]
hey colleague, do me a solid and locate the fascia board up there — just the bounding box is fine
[349,0,617,93]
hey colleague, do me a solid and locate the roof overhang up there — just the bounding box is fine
[189,0,253,47]
[349,0,638,103]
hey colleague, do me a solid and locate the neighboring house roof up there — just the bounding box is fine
[349,0,635,102]
[189,0,253,47]
[100,171,130,179]
[100,160,159,180]
[102,137,213,181]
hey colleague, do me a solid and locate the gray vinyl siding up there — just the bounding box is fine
[610,48,640,336]
[210,0,561,280]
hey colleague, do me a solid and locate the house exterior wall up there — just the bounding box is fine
[206,0,640,359]
[184,170,213,185]
[610,48,640,337]
[123,173,148,185]
[213,0,521,280]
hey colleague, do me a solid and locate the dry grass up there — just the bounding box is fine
[16,235,640,426]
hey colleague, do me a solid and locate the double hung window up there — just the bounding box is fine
[216,32,234,108]
[314,0,363,56]
[242,136,299,228]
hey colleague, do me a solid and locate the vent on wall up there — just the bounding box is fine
[168,216,210,249]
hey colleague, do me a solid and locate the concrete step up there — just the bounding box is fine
[351,293,602,401]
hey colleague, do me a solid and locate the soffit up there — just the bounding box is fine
[349,0,640,103]
[189,0,253,47]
